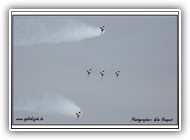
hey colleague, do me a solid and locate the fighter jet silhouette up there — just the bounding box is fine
[100,70,105,79]
[100,26,105,34]
[86,68,92,77]
[115,70,120,78]
[76,111,82,120]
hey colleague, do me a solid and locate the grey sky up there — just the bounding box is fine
[13,15,178,124]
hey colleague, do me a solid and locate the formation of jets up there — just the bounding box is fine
[76,68,120,119]
[75,26,106,120]
[86,68,120,79]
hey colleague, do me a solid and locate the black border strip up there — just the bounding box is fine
[177,11,180,126]
[13,15,177,16]
[11,10,179,12]
[11,126,179,130]
[10,10,180,130]
[11,12,14,127]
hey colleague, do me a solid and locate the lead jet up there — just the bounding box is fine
[100,26,105,34]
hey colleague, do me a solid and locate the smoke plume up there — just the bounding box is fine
[13,17,102,46]
[14,88,81,118]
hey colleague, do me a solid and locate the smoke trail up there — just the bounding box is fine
[14,88,81,118]
[13,17,102,46]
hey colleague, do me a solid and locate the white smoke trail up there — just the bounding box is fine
[14,88,81,118]
[13,17,102,46]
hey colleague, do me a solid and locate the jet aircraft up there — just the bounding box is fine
[86,68,92,77]
[76,111,82,120]
[100,70,105,79]
[100,26,105,34]
[115,70,120,78]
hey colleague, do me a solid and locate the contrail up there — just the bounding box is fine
[14,88,81,118]
[13,17,102,46]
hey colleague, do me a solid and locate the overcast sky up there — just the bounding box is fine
[13,15,178,125]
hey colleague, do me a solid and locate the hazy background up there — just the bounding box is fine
[13,15,178,124]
